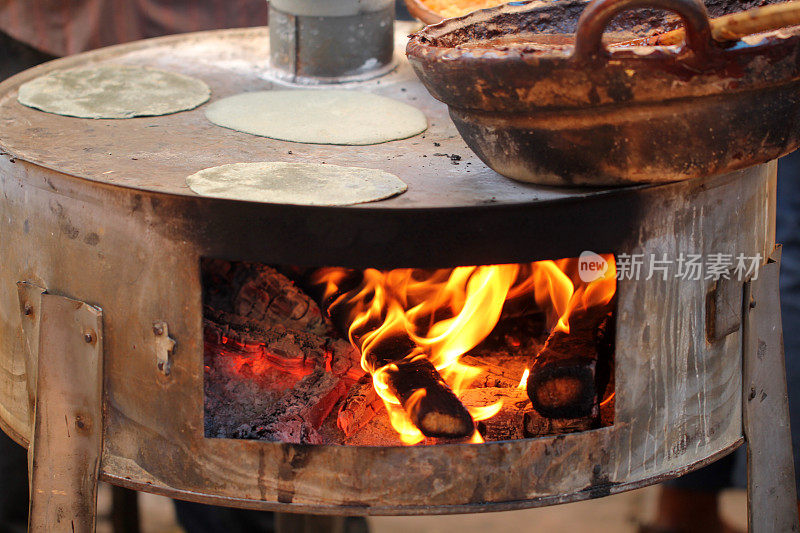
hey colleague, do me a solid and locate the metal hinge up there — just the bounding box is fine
[152,321,175,377]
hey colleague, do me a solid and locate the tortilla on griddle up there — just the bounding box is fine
[18,64,210,119]
[186,162,407,206]
[204,90,428,145]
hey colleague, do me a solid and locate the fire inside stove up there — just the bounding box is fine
[202,257,617,446]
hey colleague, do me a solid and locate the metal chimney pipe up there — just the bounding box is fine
[269,0,396,84]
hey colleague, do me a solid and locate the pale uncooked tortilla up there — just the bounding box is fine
[17,64,211,119]
[204,90,428,145]
[186,162,407,206]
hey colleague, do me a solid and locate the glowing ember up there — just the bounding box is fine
[600,392,616,408]
[210,337,315,378]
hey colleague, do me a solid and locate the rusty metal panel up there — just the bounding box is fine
[28,293,103,533]
[743,247,799,532]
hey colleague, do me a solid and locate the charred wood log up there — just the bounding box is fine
[383,358,474,439]
[235,369,347,444]
[203,314,363,382]
[460,387,596,440]
[460,354,527,389]
[202,259,328,336]
[526,304,614,419]
[523,410,595,437]
[527,357,597,419]
[460,388,529,441]
[205,301,365,443]
[337,374,382,436]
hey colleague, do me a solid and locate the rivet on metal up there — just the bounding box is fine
[84,332,94,344]
[23,303,33,316]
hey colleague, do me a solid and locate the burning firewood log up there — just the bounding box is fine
[381,358,474,439]
[526,303,614,419]
[321,280,476,439]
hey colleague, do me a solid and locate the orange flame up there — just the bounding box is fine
[313,254,616,444]
[518,368,530,389]
[469,430,485,444]
[600,391,616,408]
[469,401,504,421]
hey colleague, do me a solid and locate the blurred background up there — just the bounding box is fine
[94,483,748,533]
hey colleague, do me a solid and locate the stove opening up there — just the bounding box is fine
[202,257,616,445]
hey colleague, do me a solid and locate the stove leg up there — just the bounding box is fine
[25,293,104,533]
[111,486,140,533]
[743,246,799,532]
[275,512,346,533]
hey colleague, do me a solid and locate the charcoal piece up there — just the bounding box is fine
[523,410,595,437]
[236,370,347,444]
[202,259,328,336]
[460,387,530,441]
[337,374,382,436]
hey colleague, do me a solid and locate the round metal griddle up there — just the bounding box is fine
[0,25,591,206]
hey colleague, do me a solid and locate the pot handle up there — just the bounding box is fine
[573,0,715,62]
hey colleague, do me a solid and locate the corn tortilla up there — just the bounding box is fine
[204,90,428,145]
[186,162,407,206]
[18,64,210,119]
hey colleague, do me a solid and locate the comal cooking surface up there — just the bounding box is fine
[0,24,649,210]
